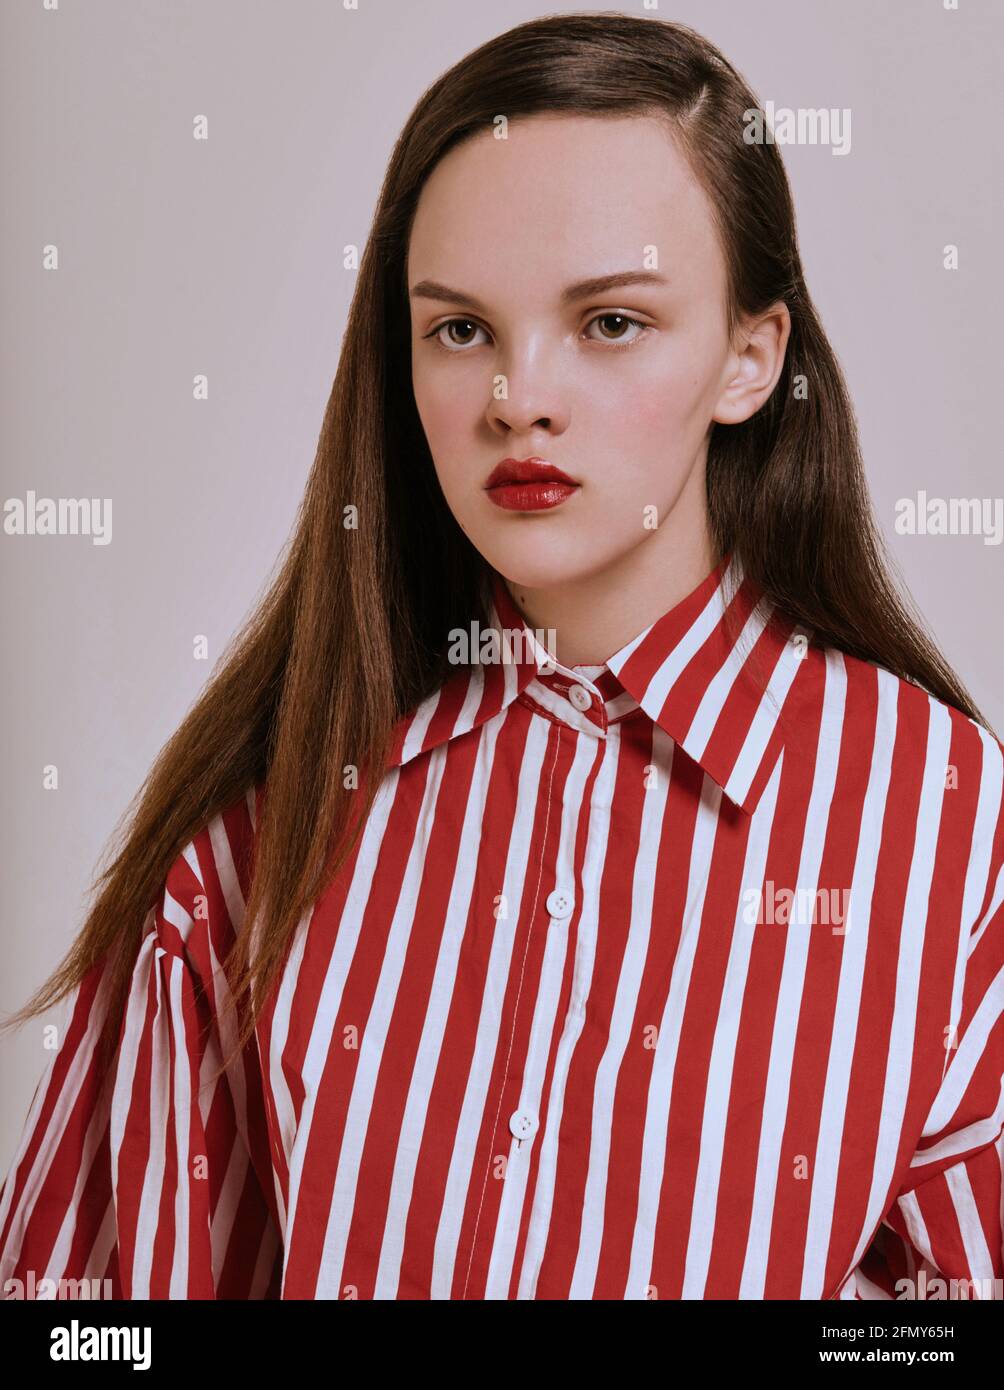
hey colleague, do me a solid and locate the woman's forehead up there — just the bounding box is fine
[407,116,723,306]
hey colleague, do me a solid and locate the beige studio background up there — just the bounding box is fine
[1,0,1002,1174]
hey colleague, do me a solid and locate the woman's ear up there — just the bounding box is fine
[712,300,791,426]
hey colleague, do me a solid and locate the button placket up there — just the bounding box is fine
[545,887,575,921]
[564,677,608,734]
[508,1108,539,1149]
[520,667,610,738]
[502,882,573,1162]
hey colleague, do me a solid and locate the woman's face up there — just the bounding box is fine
[407,113,786,594]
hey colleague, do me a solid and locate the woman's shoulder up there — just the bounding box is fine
[796,638,1002,769]
[795,640,1003,875]
[784,641,1002,960]
[153,783,260,970]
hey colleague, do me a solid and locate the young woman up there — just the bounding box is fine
[1,13,1001,1302]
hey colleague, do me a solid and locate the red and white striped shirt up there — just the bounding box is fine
[3,552,1003,1300]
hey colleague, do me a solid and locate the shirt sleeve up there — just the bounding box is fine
[0,812,282,1299]
[852,858,1004,1301]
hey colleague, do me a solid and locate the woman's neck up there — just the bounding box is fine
[502,516,720,669]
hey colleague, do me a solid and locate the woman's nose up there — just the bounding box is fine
[486,357,570,436]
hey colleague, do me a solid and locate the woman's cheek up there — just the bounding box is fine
[628,350,718,467]
[412,411,463,507]
[592,372,692,481]
[417,369,487,463]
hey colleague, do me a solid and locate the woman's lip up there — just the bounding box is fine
[485,458,578,487]
[486,481,579,511]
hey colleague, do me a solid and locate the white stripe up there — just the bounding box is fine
[264,906,314,1240]
[210,1123,249,1284]
[480,732,606,1297]
[896,1187,934,1267]
[280,767,402,1284]
[965,726,1003,958]
[607,567,740,716]
[725,625,811,807]
[801,659,897,1295]
[680,600,776,757]
[627,773,723,1299]
[431,719,551,1298]
[740,647,847,1296]
[373,713,506,1296]
[946,1160,995,1286]
[970,860,1004,958]
[682,753,784,1296]
[855,701,955,1256]
[564,725,663,1299]
[0,981,96,1281]
[168,959,192,1297]
[118,937,169,1297]
[915,988,1004,1160]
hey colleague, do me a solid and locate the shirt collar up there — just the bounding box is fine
[388,551,811,816]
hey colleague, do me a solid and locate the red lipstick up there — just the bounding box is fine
[484,457,580,512]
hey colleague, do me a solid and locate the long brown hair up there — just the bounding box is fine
[5,12,994,1076]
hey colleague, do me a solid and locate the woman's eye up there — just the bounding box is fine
[425,313,649,352]
[585,313,647,344]
[429,319,489,351]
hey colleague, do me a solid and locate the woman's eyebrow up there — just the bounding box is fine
[409,270,669,313]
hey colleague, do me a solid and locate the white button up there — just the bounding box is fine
[568,683,593,711]
[545,888,574,920]
[509,1109,538,1140]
